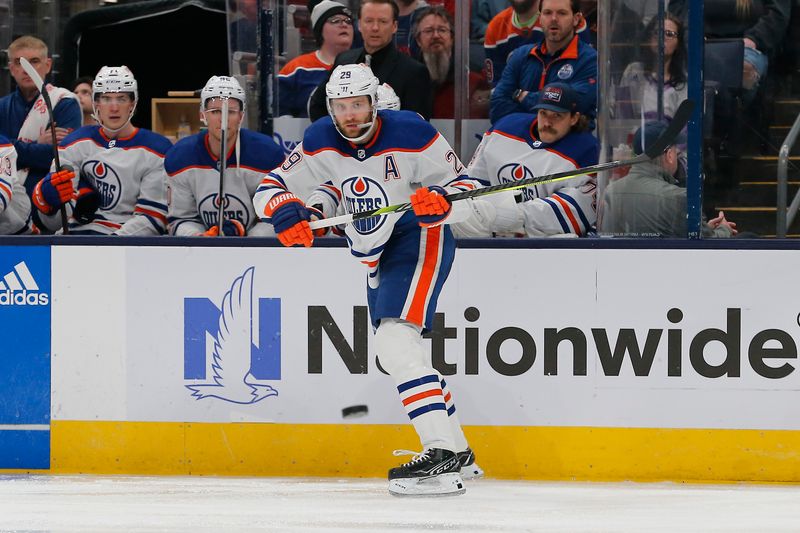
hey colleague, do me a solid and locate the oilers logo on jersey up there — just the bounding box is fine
[82,160,122,209]
[497,162,537,201]
[341,176,389,234]
[198,193,250,228]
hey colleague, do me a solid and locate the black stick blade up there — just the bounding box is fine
[642,99,695,159]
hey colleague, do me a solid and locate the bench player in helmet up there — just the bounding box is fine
[253,63,484,497]
[32,66,172,235]
[165,76,285,237]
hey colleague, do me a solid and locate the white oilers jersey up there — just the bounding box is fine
[253,110,480,264]
[40,125,172,235]
[0,139,33,235]
[468,113,600,237]
[165,129,285,236]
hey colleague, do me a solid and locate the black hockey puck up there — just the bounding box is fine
[341,405,369,418]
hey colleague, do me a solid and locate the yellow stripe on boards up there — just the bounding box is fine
[29,421,800,482]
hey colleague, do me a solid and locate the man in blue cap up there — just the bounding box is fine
[454,81,600,238]
[601,120,738,238]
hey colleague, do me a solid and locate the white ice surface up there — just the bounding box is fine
[0,475,798,532]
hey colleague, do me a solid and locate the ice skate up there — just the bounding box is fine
[388,448,465,497]
[457,447,484,480]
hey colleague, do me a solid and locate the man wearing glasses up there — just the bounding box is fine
[413,5,490,118]
[309,0,433,121]
[277,0,354,118]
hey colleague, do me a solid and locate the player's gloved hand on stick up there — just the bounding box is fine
[410,185,451,227]
[33,167,75,214]
[201,219,247,237]
[262,191,313,247]
[73,175,100,224]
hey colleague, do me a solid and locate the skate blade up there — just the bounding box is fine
[460,463,484,480]
[388,473,466,497]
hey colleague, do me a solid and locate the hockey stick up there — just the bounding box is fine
[309,99,696,231]
[216,97,229,236]
[20,57,69,234]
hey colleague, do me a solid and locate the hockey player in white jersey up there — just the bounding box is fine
[253,64,483,496]
[32,66,172,235]
[0,135,37,234]
[165,76,284,236]
[456,82,599,238]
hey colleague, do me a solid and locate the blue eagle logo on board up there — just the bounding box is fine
[341,176,389,235]
[185,267,278,404]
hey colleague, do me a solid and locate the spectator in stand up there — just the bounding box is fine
[601,121,738,238]
[669,0,790,105]
[617,13,687,122]
[414,5,491,118]
[351,0,430,56]
[490,0,597,124]
[308,0,433,121]
[71,76,96,126]
[0,36,81,203]
[484,0,591,88]
[277,0,354,117]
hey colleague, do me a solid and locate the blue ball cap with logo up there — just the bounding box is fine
[632,121,687,155]
[532,83,579,113]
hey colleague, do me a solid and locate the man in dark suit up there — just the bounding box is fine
[308,0,433,121]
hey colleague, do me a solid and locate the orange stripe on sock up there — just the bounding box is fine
[401,388,443,406]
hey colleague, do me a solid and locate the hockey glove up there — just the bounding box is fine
[410,185,451,227]
[73,175,100,224]
[263,191,313,247]
[33,167,75,214]
[202,219,247,237]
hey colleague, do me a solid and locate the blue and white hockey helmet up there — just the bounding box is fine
[93,66,138,101]
[325,64,380,143]
[375,83,400,111]
[201,75,246,111]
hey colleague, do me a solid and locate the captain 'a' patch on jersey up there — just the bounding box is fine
[341,175,390,234]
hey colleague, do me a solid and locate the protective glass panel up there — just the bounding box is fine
[597,0,693,238]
